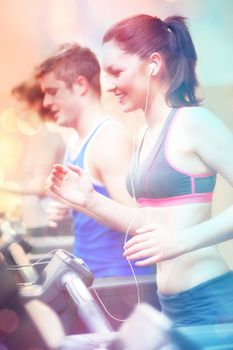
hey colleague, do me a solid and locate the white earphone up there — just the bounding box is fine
[149,62,156,76]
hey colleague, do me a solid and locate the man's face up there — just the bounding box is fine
[40,71,80,128]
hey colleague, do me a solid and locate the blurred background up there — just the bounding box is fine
[0,0,232,264]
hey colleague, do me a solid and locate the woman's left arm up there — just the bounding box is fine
[181,108,233,249]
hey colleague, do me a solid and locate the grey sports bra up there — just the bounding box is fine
[126,108,216,207]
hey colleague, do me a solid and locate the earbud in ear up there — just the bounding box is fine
[149,62,156,76]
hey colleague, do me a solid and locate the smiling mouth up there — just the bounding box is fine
[115,93,126,104]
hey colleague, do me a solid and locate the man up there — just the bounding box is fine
[0,80,66,236]
[36,43,154,277]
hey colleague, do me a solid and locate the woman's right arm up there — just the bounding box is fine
[48,163,139,234]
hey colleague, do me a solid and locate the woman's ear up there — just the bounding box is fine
[148,52,162,77]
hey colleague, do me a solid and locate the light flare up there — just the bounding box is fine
[17,110,42,136]
[0,107,18,133]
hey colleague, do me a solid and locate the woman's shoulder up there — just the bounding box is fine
[179,106,221,130]
[178,106,232,153]
[180,105,215,118]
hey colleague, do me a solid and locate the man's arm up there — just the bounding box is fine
[48,120,141,235]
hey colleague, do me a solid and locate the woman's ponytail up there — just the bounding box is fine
[163,16,201,106]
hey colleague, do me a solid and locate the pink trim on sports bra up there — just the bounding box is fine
[164,109,216,178]
[137,192,213,207]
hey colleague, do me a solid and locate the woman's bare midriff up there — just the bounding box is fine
[138,202,230,295]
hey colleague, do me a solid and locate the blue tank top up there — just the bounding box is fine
[66,119,154,277]
[126,108,216,207]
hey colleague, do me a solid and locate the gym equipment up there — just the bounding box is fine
[0,219,38,282]
[20,250,113,333]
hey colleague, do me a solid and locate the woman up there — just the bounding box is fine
[48,14,233,327]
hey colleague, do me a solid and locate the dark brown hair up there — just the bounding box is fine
[103,14,201,107]
[35,43,101,97]
[11,80,52,120]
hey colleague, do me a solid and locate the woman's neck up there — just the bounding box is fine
[143,77,171,128]
[144,92,172,130]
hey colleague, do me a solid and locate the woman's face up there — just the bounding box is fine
[102,40,148,113]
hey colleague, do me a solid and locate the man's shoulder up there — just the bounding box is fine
[90,118,131,160]
[95,116,130,141]
[99,116,125,129]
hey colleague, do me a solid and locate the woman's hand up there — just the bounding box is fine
[47,163,94,208]
[124,224,188,265]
